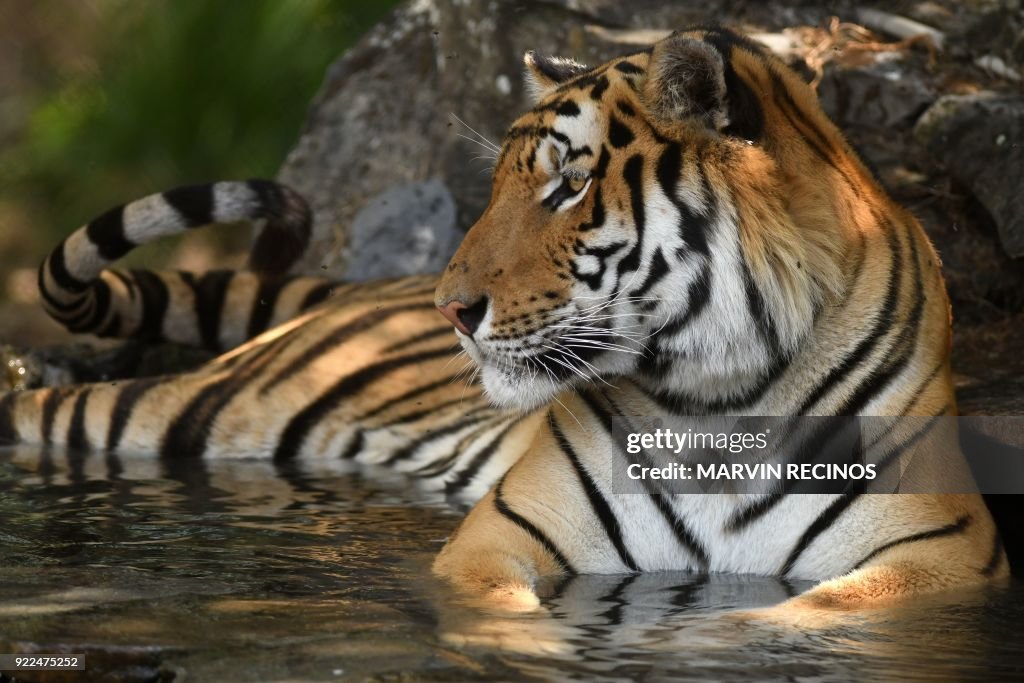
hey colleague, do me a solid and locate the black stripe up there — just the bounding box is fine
[445,419,522,496]
[183,270,233,351]
[44,240,88,293]
[245,178,286,218]
[781,493,860,576]
[273,347,453,461]
[797,227,903,414]
[248,180,313,275]
[95,311,122,338]
[768,70,844,170]
[126,270,171,341]
[614,60,644,75]
[382,411,494,466]
[381,394,484,428]
[412,416,504,479]
[838,234,926,415]
[570,239,627,290]
[898,361,943,417]
[554,63,611,94]
[629,247,669,299]
[339,431,365,460]
[66,389,92,452]
[740,257,781,360]
[660,261,711,339]
[592,145,611,179]
[0,393,17,444]
[56,291,99,329]
[493,477,576,575]
[590,74,610,100]
[726,492,783,533]
[579,186,606,232]
[261,301,434,393]
[615,154,646,279]
[67,277,111,333]
[647,156,715,360]
[164,183,215,226]
[870,411,945,481]
[640,262,711,376]
[656,143,710,258]
[982,528,1005,577]
[37,265,87,313]
[106,377,164,452]
[701,31,765,141]
[109,269,136,299]
[86,204,133,260]
[608,117,634,148]
[765,67,871,198]
[555,100,581,117]
[581,390,709,568]
[41,387,73,446]
[850,515,971,571]
[300,281,335,310]
[247,276,291,339]
[550,413,639,572]
[355,375,463,421]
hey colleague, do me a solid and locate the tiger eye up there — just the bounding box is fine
[565,175,588,193]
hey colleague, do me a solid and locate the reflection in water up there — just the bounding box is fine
[1,444,1022,682]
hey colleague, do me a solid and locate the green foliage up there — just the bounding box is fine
[2,0,396,266]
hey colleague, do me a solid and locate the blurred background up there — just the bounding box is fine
[0,0,397,306]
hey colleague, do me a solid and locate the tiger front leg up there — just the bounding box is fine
[433,484,568,611]
[740,509,1008,628]
[789,540,1008,611]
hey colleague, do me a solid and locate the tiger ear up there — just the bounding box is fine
[643,34,729,130]
[523,51,589,102]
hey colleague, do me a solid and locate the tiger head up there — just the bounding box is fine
[436,27,866,410]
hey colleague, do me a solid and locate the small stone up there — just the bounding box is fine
[495,74,511,95]
[345,180,460,281]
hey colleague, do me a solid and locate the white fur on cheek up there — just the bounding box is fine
[479,363,562,410]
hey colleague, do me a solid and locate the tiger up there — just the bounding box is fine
[0,27,1008,613]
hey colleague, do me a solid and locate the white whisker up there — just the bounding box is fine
[450,114,501,153]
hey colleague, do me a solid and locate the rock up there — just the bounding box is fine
[953,314,1024,415]
[345,179,460,281]
[818,54,936,130]
[915,94,1024,258]
[268,0,847,278]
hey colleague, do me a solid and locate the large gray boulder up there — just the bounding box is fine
[272,0,840,277]
[268,0,1024,416]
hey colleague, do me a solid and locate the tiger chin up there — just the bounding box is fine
[430,27,1007,612]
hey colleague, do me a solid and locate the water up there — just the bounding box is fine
[2,445,1023,682]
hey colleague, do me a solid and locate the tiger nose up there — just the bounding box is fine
[437,296,488,336]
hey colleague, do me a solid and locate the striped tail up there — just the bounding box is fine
[37,179,336,351]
